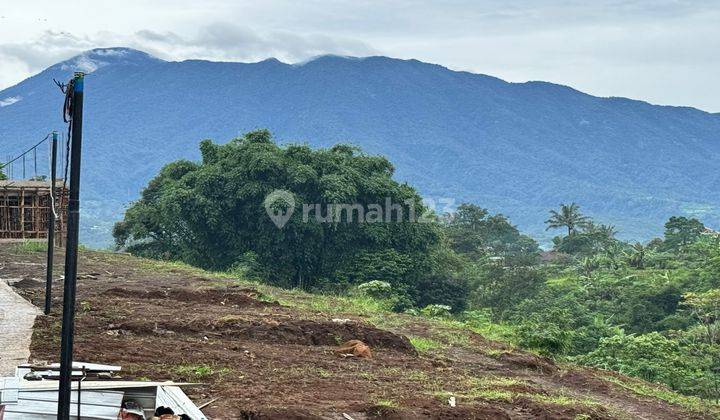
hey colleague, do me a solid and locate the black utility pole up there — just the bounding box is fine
[57,72,85,420]
[44,131,58,315]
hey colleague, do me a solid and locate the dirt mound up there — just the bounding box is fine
[495,351,558,374]
[207,318,417,354]
[102,286,277,308]
[512,395,612,419]
[365,404,513,419]
[9,278,44,289]
[240,409,318,419]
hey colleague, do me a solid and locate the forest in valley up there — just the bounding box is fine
[114,130,720,402]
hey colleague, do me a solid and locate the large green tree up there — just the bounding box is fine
[114,130,442,294]
[663,216,705,252]
[0,166,7,180]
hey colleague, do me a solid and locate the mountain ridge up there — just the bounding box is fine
[1,47,719,246]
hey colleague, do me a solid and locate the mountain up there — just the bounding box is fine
[2,47,720,247]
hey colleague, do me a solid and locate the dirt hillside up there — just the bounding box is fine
[1,244,717,420]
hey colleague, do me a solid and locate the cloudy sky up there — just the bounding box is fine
[1,0,719,111]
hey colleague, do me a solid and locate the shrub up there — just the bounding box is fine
[421,304,452,318]
[412,275,469,313]
[516,320,573,355]
[357,280,393,299]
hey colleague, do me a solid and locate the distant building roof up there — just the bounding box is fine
[0,179,65,189]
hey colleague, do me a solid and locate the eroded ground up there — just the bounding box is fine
[1,244,717,419]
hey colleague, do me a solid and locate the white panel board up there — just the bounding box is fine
[3,389,124,420]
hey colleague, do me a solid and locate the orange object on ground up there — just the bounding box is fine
[336,340,372,358]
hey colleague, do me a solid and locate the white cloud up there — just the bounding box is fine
[0,24,377,85]
[1,1,720,111]
[0,96,21,107]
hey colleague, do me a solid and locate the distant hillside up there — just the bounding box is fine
[1,47,719,246]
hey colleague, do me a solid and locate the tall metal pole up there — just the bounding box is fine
[57,72,85,420]
[44,131,58,315]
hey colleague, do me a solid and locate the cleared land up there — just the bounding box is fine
[1,243,718,419]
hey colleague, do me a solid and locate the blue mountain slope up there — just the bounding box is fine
[1,48,719,246]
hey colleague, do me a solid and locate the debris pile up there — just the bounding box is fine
[0,361,209,419]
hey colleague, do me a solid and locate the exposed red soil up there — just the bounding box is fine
[1,245,716,420]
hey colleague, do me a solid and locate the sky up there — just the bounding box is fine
[1,0,719,112]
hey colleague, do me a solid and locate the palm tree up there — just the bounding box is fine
[545,203,590,236]
[626,242,647,269]
[596,224,617,241]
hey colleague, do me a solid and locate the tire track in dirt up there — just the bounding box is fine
[0,277,40,375]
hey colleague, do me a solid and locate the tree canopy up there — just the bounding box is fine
[115,130,449,303]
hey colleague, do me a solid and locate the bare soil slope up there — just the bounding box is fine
[1,244,717,419]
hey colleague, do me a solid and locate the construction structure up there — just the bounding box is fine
[0,180,67,245]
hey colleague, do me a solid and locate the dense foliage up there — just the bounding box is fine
[115,131,459,307]
[116,132,720,401]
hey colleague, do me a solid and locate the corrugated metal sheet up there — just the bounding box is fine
[0,378,19,405]
[2,389,124,419]
[13,380,197,391]
[122,388,160,419]
[45,362,122,372]
[1,374,205,419]
[156,386,208,420]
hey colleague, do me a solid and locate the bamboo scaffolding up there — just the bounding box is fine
[0,180,67,245]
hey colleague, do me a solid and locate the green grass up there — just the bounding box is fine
[528,393,600,407]
[466,376,529,389]
[409,336,444,354]
[277,290,391,316]
[172,364,230,380]
[9,240,47,253]
[464,389,515,401]
[602,375,720,417]
[372,398,399,408]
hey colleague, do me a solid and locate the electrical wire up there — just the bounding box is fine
[47,137,59,219]
[0,133,52,169]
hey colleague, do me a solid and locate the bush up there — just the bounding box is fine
[421,304,452,318]
[412,275,469,313]
[516,320,573,355]
[357,280,393,299]
[578,332,716,396]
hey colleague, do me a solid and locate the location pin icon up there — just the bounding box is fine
[264,190,296,228]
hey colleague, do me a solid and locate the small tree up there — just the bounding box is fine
[0,165,7,180]
[683,289,720,345]
[626,242,647,269]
